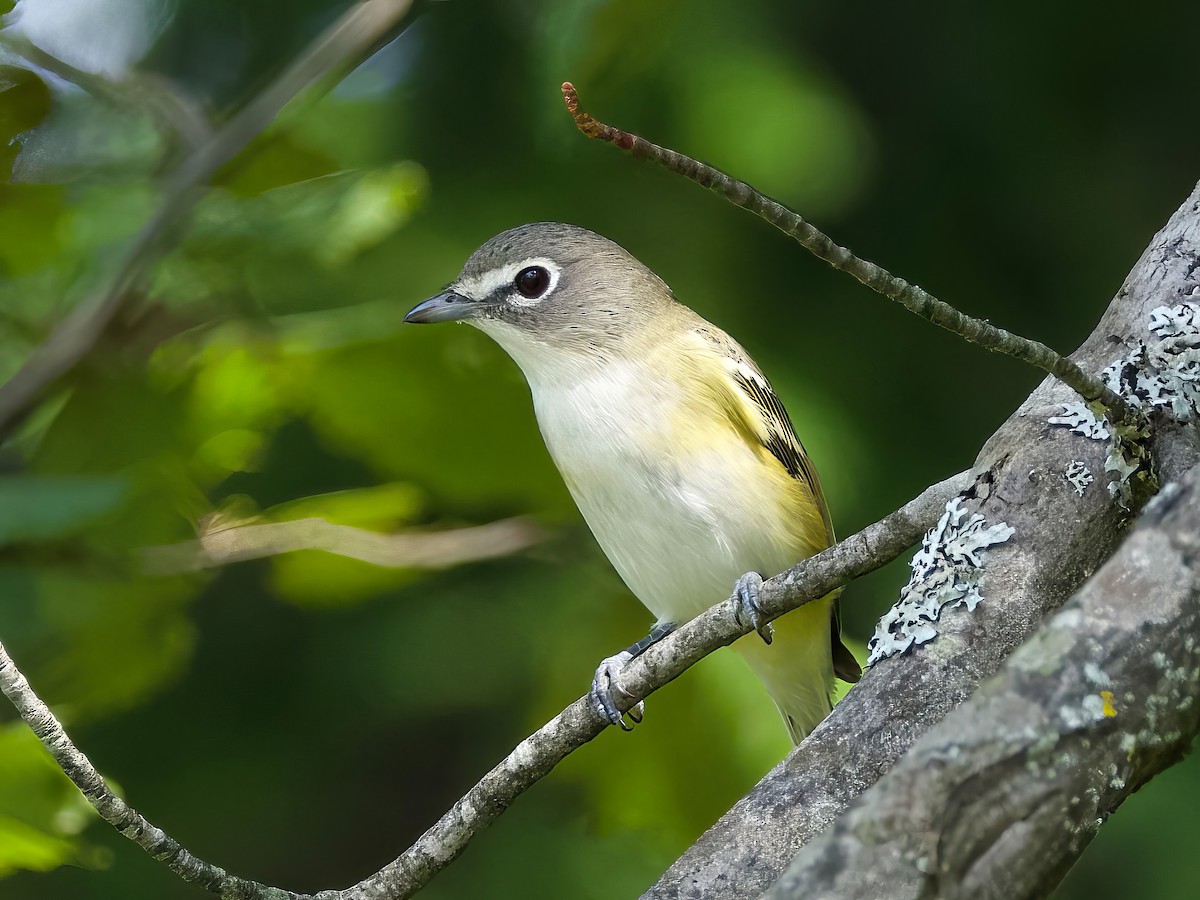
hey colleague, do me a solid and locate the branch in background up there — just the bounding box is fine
[766,463,1200,900]
[0,470,970,900]
[0,32,211,148]
[0,0,417,438]
[140,516,546,574]
[560,82,1135,426]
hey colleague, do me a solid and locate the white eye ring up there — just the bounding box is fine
[505,257,560,307]
[514,265,552,300]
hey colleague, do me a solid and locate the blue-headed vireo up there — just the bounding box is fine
[406,223,860,744]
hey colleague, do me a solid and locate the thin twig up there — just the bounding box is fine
[0,470,969,899]
[560,82,1135,426]
[0,0,417,438]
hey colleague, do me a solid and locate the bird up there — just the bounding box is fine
[405,222,860,744]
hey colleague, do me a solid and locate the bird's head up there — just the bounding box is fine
[405,223,676,371]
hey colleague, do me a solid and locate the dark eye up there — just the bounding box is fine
[515,266,551,299]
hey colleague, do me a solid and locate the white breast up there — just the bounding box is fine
[528,357,796,625]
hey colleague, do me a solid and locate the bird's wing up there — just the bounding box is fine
[691,325,862,684]
[690,325,835,544]
[725,359,836,544]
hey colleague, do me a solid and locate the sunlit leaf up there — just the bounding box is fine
[264,482,423,528]
[269,548,422,606]
[0,725,102,877]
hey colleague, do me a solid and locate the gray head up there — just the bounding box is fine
[405,223,677,362]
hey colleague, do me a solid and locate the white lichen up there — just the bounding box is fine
[1048,403,1110,440]
[1065,460,1094,496]
[1048,301,1200,506]
[866,498,1015,666]
[1080,694,1108,721]
[1083,662,1111,687]
[1053,608,1084,630]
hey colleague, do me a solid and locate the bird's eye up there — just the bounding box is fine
[515,266,551,299]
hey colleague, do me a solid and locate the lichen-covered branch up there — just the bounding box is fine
[0,471,969,899]
[0,0,417,437]
[766,463,1200,900]
[644,179,1200,900]
[561,82,1134,425]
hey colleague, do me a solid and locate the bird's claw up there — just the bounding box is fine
[591,651,644,730]
[733,571,774,644]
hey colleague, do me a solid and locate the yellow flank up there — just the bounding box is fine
[670,325,832,558]
[735,595,837,743]
[657,325,842,742]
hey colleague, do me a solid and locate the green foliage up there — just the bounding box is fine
[0,66,51,179]
[0,725,105,876]
[0,475,127,545]
[0,1,1198,899]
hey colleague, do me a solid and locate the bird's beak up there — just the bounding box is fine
[404,289,476,324]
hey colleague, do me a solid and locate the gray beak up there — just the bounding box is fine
[404,289,476,324]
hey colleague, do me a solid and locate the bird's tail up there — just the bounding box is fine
[732,594,837,745]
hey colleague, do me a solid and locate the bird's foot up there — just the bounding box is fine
[590,621,676,730]
[733,571,774,644]
[591,651,644,730]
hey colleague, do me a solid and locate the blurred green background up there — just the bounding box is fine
[1,0,1197,897]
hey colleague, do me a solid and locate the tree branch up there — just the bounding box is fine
[643,182,1200,899]
[0,471,970,899]
[139,516,546,574]
[766,462,1200,900]
[0,32,211,148]
[0,0,417,438]
[560,82,1135,426]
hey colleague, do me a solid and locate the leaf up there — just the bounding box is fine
[0,475,127,546]
[0,725,103,877]
[264,482,423,528]
[0,65,52,179]
[213,129,341,197]
[154,165,429,316]
[0,184,70,277]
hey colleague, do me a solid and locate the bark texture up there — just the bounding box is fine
[767,462,1200,899]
